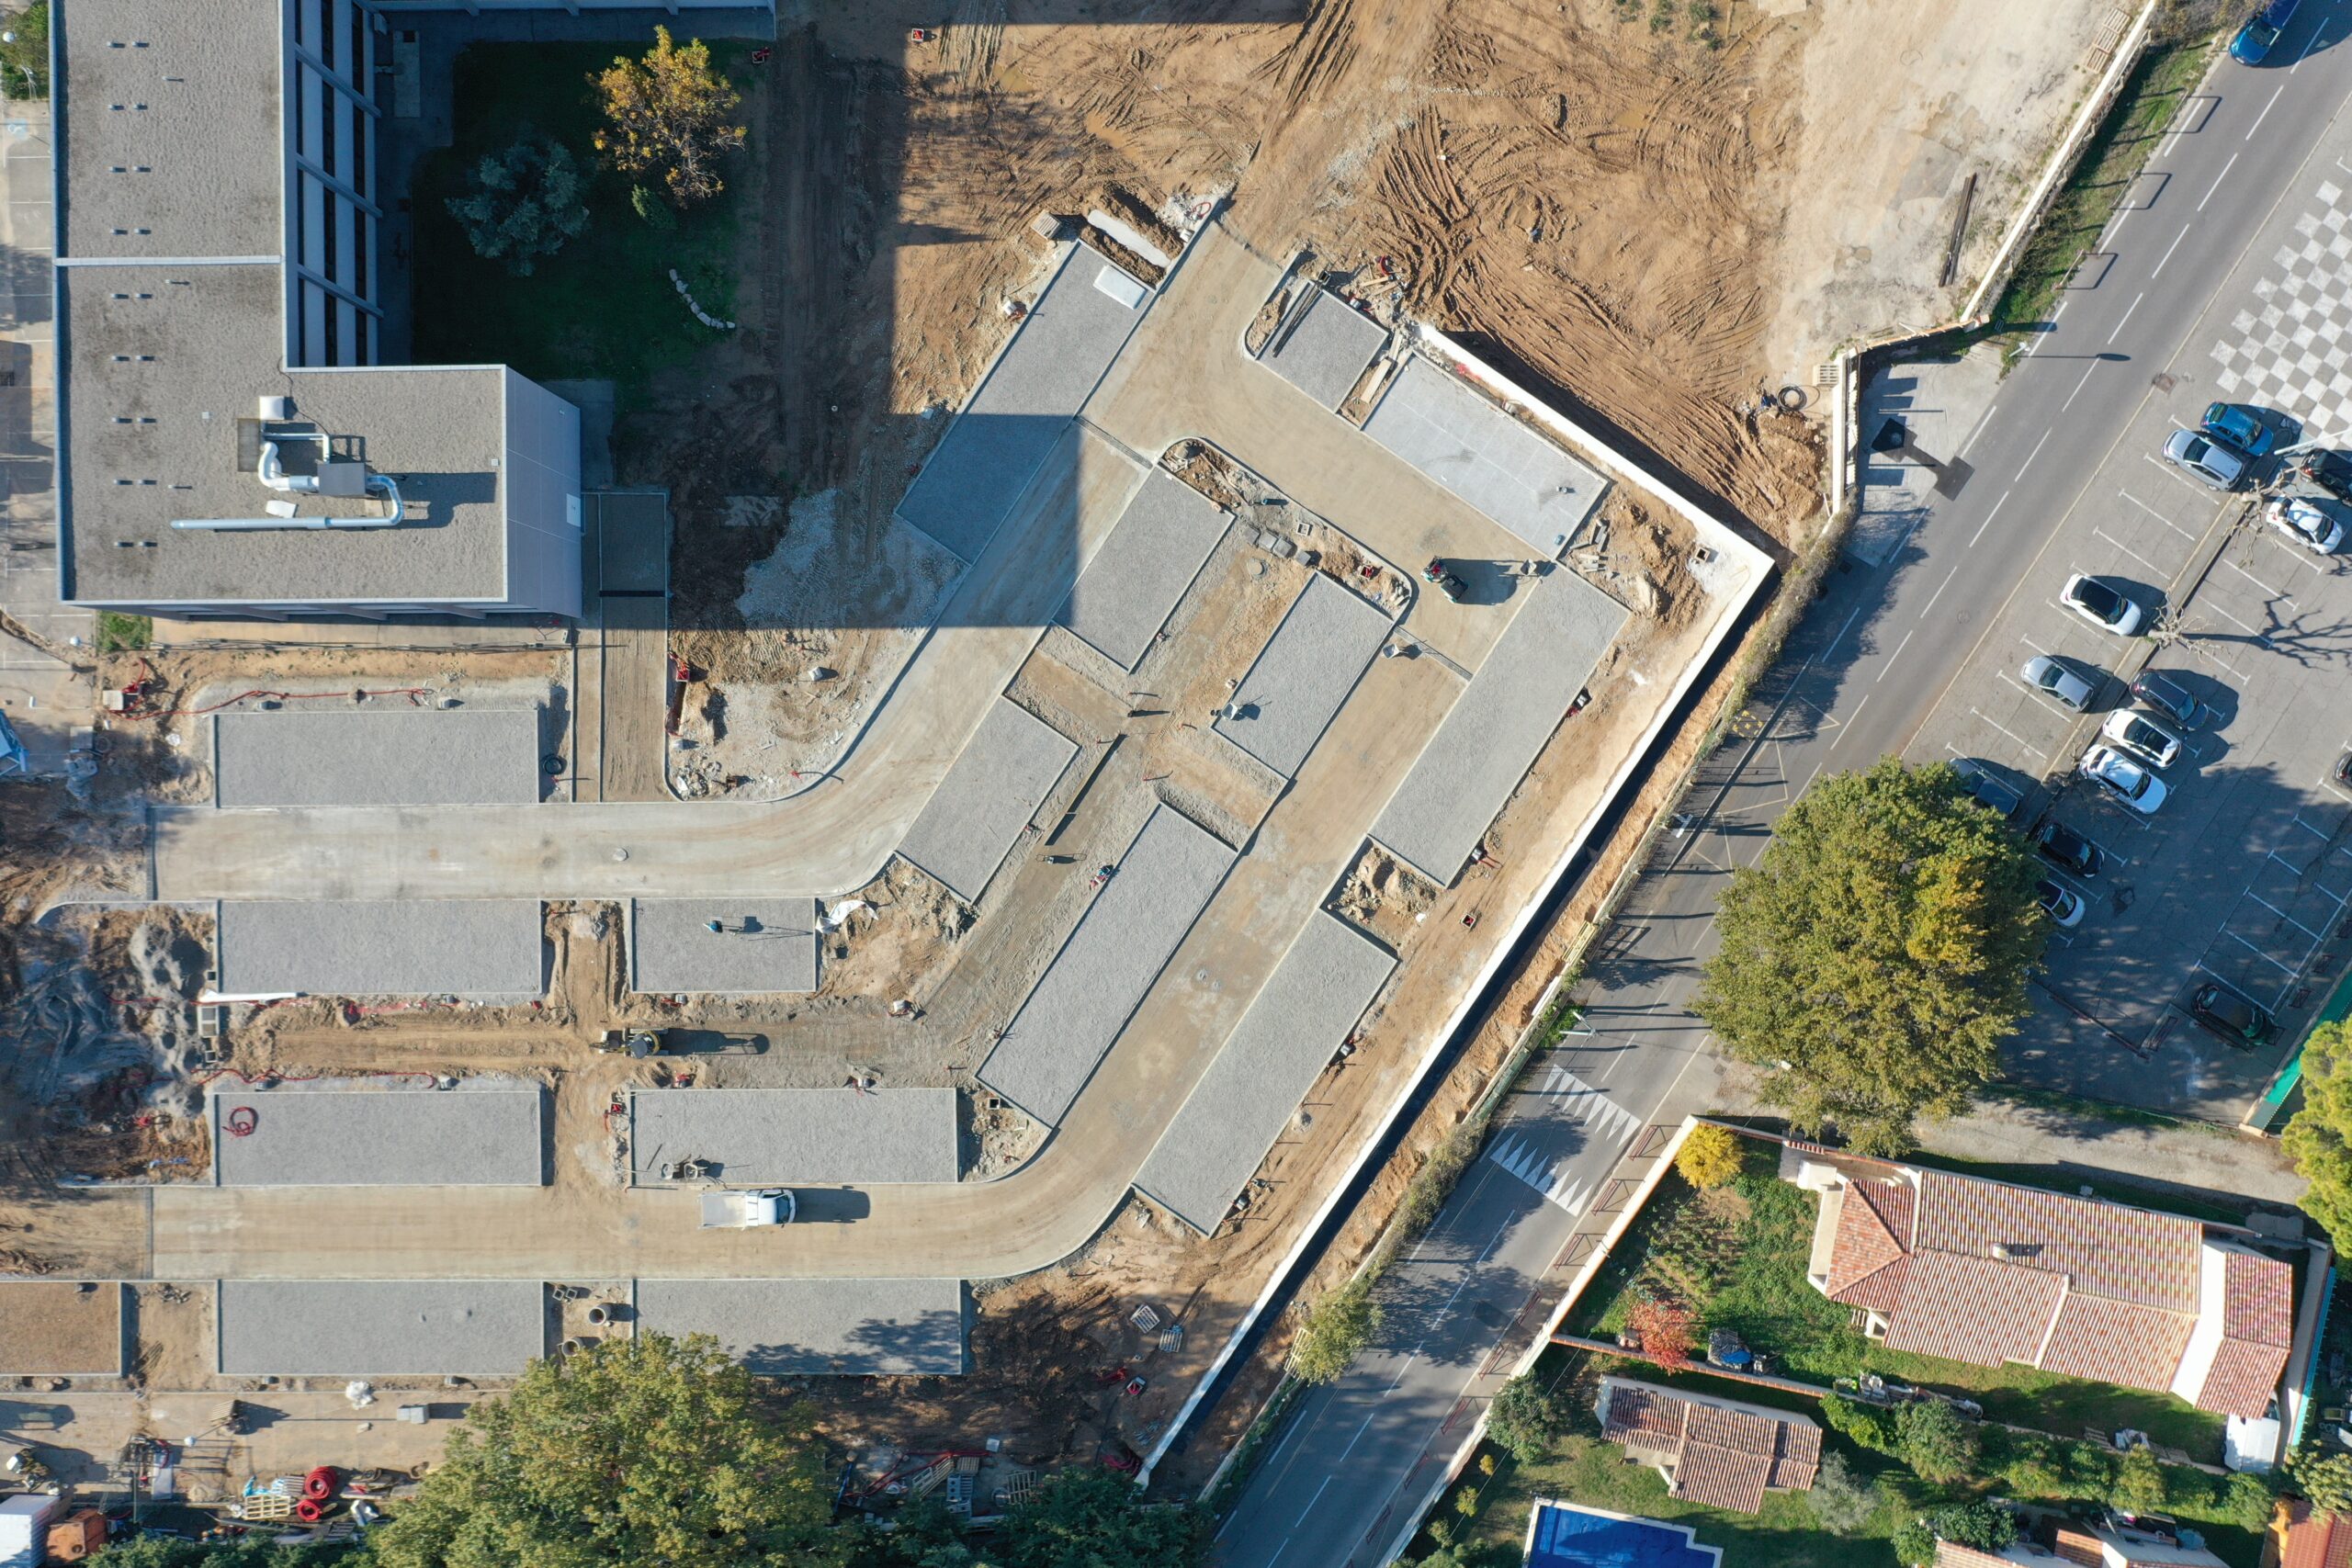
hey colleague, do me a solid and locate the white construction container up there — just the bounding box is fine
[0,1493,61,1568]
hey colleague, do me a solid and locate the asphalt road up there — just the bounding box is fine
[1214,11,2352,1565]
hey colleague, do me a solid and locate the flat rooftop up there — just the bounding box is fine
[1214,572,1395,777]
[978,806,1236,1126]
[1059,468,1230,670]
[213,709,545,807]
[627,1088,957,1186]
[0,1281,126,1376]
[897,699,1078,903]
[631,1278,967,1376]
[209,1084,545,1186]
[1363,353,1609,558]
[214,898,544,998]
[896,245,1154,561]
[217,1280,546,1376]
[1136,912,1395,1233]
[628,898,819,995]
[1257,287,1388,411]
[62,265,514,605]
[1372,565,1630,880]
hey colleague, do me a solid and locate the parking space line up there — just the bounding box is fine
[2222,929,2301,976]
[2141,451,2219,499]
[2225,557,2290,598]
[2119,490,2199,542]
[2181,637,2254,682]
[2244,888,2329,942]
[1969,707,2040,751]
[2293,816,2333,842]
[2091,525,2165,575]
[2194,598,2268,640]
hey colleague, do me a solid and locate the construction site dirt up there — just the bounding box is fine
[0,0,2121,1502]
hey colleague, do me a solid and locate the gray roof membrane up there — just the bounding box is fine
[1213,572,1395,776]
[216,1280,546,1375]
[978,807,1236,1125]
[212,709,544,807]
[894,247,1154,561]
[1257,287,1388,411]
[631,1278,967,1376]
[628,1089,958,1186]
[214,898,545,998]
[1059,468,1230,670]
[628,898,820,995]
[1362,355,1608,558]
[209,1086,544,1187]
[1370,566,1630,881]
[898,699,1079,903]
[1136,912,1396,1233]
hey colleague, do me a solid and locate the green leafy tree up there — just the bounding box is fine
[1820,1392,1898,1455]
[593,28,746,207]
[1694,758,2046,1153]
[1290,1278,1380,1385]
[2290,1446,2352,1517]
[1802,1451,1878,1532]
[2285,1021,2352,1250]
[445,133,590,276]
[361,1332,835,1568]
[1487,1371,1570,1464]
[843,1495,976,1568]
[1995,1431,2066,1497]
[1892,1502,2016,1566]
[0,3,47,97]
[2111,1446,2168,1513]
[93,1542,350,1568]
[2226,1468,2280,1529]
[1894,1398,1981,1484]
[995,1468,1208,1568]
[1673,1124,1744,1188]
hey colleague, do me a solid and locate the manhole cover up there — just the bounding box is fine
[2151,372,2177,393]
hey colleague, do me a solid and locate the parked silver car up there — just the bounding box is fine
[2163,428,2247,490]
[2099,708,2183,771]
[2022,655,2098,711]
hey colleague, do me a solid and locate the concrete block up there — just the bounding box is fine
[213,708,543,807]
[628,898,818,995]
[899,699,1078,903]
[1060,469,1230,670]
[217,1280,545,1375]
[1214,572,1394,776]
[214,899,544,998]
[1363,354,1608,558]
[627,1088,957,1185]
[209,1084,543,1187]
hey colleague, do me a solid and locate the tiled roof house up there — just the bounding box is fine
[2272,1496,2352,1568]
[1791,1149,2295,1420]
[1594,1377,1821,1515]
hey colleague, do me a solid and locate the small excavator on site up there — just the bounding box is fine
[1421,558,1467,604]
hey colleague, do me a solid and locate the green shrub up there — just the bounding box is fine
[1804,1451,1879,1533]
[2225,1468,2278,1529]
[1488,1372,1572,1464]
[1821,1392,1899,1454]
[1289,1278,1380,1385]
[630,183,677,231]
[446,132,591,276]
[1894,1501,2017,1564]
[96,611,150,653]
[2111,1446,2166,1512]
[0,3,47,97]
[1894,1400,1981,1484]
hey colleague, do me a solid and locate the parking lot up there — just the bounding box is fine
[1892,164,2352,1120]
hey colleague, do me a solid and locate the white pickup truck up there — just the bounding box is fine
[698,1188,797,1228]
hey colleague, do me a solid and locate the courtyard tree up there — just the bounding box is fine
[593,27,746,208]
[1289,1277,1380,1384]
[1623,1294,1693,1367]
[1672,1123,1743,1188]
[1894,1398,1980,1484]
[444,132,590,276]
[1487,1371,1572,1463]
[2283,1020,2352,1250]
[2290,1446,2352,1517]
[994,1468,1208,1568]
[360,1332,836,1568]
[1693,758,2046,1154]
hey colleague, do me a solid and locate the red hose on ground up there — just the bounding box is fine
[294,1498,323,1523]
[223,1107,258,1138]
[303,1466,339,1501]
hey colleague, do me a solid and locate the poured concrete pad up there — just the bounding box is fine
[1258,287,1387,411]
[627,1088,956,1185]
[899,699,1078,903]
[0,1280,125,1375]
[1363,355,1608,558]
[628,898,818,995]
[632,1278,966,1375]
[979,807,1236,1126]
[210,1085,544,1186]
[218,1280,544,1375]
[1136,912,1396,1234]
[213,709,544,807]
[1060,468,1230,669]
[896,246,1154,561]
[1372,567,1629,881]
[214,899,543,998]
[1214,573,1394,776]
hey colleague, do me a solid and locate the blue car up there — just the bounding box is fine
[2201,400,2275,457]
[2233,0,2299,62]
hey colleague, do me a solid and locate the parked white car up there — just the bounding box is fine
[2099,708,2183,771]
[2080,744,2168,815]
[2267,495,2346,553]
[2061,574,2145,636]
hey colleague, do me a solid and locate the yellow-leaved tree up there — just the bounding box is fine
[592,28,746,208]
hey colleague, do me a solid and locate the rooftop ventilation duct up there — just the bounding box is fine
[172,427,404,532]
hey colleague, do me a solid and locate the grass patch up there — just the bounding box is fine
[94,611,150,653]
[408,38,752,393]
[1985,24,2221,344]
[1566,1142,2230,1460]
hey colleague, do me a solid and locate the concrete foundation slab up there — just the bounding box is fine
[627,1088,956,1185]
[214,899,544,998]
[1362,355,1608,558]
[631,1278,967,1376]
[212,708,543,807]
[898,699,1078,903]
[628,898,818,995]
[1258,287,1387,411]
[979,806,1235,1126]
[1060,469,1231,670]
[896,246,1155,561]
[1371,566,1629,881]
[1136,912,1396,1234]
[217,1280,545,1375]
[0,1281,125,1375]
[209,1084,544,1187]
[1214,573,1394,776]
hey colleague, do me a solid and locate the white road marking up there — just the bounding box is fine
[1920,566,1961,617]
[2063,361,2100,411]
[2223,929,2300,976]
[1875,627,1915,682]
[2246,83,2287,141]
[1828,691,1871,749]
[1970,489,2013,547]
[2245,888,2327,942]
[2016,429,2054,481]
[1969,706,2038,750]
[1294,1473,1337,1528]
[1958,401,2001,457]
[2091,525,2165,574]
[2224,557,2290,598]
[2107,290,2145,344]
[2199,152,2241,211]
[2118,489,2198,540]
[2194,598,2265,636]
[2151,221,2193,278]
